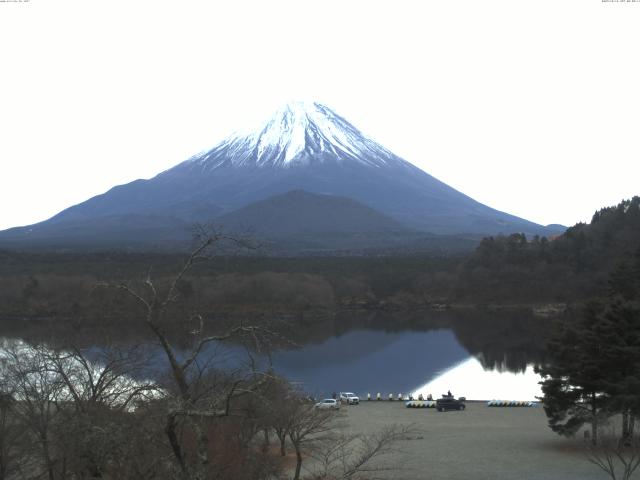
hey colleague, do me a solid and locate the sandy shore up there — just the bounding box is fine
[331,401,611,480]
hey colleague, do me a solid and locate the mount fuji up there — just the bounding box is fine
[0,101,562,252]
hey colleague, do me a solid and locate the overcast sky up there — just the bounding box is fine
[1,0,639,230]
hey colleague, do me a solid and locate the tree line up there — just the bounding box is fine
[2,197,639,318]
[456,196,640,303]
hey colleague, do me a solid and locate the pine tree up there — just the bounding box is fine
[537,303,610,445]
[598,254,640,444]
[538,253,640,445]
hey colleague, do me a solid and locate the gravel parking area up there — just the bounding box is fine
[334,401,612,480]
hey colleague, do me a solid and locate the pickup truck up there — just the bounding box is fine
[436,395,466,412]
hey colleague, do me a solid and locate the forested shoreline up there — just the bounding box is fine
[1,197,638,322]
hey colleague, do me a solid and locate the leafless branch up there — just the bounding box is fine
[308,424,418,480]
[585,429,640,480]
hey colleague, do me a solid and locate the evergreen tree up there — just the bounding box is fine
[597,299,640,444]
[537,303,610,445]
[538,254,640,445]
[598,254,640,444]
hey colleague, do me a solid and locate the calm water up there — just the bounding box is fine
[0,309,551,401]
[269,328,542,401]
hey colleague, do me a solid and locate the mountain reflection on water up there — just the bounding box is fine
[268,324,544,400]
[414,358,542,401]
[0,308,552,401]
[270,329,470,398]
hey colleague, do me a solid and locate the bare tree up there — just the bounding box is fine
[585,426,640,480]
[0,387,24,480]
[259,373,298,457]
[46,345,159,479]
[287,403,336,480]
[0,338,167,480]
[2,343,67,480]
[45,345,158,412]
[308,424,416,480]
[104,230,281,480]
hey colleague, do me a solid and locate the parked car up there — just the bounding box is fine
[339,392,360,405]
[436,396,466,412]
[315,398,340,410]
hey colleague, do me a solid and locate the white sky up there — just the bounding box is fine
[1,0,639,230]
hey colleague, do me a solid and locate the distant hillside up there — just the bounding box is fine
[217,190,409,237]
[0,214,192,251]
[214,189,484,254]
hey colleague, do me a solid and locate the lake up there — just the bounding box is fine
[269,328,543,401]
[0,308,552,402]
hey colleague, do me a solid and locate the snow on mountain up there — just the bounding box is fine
[0,100,565,251]
[187,101,404,170]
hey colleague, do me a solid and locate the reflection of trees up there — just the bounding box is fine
[282,309,552,374]
[1,308,555,375]
[447,309,552,373]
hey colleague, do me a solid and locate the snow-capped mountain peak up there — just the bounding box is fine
[189,101,399,170]
[0,100,561,250]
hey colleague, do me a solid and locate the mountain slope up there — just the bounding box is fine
[0,101,563,251]
[0,214,191,250]
[217,190,410,237]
